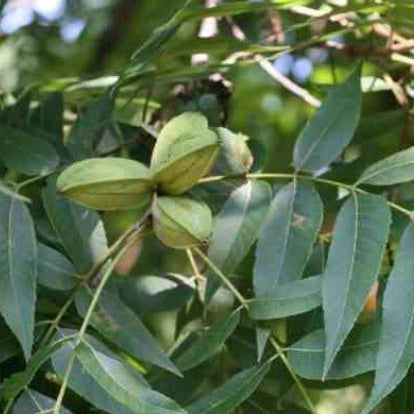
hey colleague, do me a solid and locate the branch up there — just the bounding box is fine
[255,57,321,108]
[226,16,321,108]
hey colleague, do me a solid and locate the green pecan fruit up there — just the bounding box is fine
[152,195,213,248]
[213,127,253,175]
[150,112,219,195]
[57,157,154,210]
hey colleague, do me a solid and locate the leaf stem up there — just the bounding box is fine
[193,247,247,307]
[186,248,204,281]
[199,173,413,218]
[39,210,152,349]
[193,247,316,413]
[52,232,141,414]
[15,172,55,191]
[269,337,317,414]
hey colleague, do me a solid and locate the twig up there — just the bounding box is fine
[383,73,412,149]
[225,16,321,108]
[199,173,414,218]
[38,209,151,348]
[193,246,317,414]
[52,232,143,414]
[194,247,247,307]
[186,248,204,281]
[269,337,317,414]
[255,57,321,108]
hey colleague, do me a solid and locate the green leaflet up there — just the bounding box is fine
[288,321,380,381]
[153,195,213,249]
[363,224,414,413]
[52,331,144,414]
[293,65,362,173]
[0,125,59,175]
[186,361,271,414]
[206,180,271,302]
[174,309,240,371]
[253,180,323,298]
[37,243,76,291]
[248,276,322,320]
[42,177,108,274]
[182,0,311,21]
[75,341,186,414]
[0,193,37,361]
[31,92,64,138]
[255,327,271,362]
[5,335,73,402]
[322,193,390,378]
[0,319,20,364]
[357,146,414,186]
[75,286,180,376]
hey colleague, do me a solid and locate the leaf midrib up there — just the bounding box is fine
[7,199,27,353]
[272,180,297,291]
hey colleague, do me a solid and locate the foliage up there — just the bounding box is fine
[1,0,414,413]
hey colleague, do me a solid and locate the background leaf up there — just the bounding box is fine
[0,126,59,175]
[0,193,37,360]
[66,92,114,160]
[186,361,271,414]
[322,193,390,378]
[117,274,195,316]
